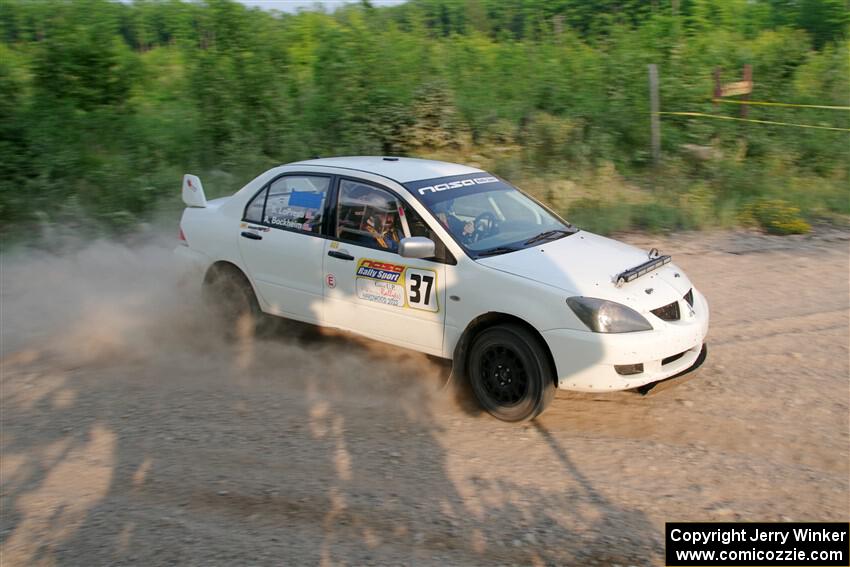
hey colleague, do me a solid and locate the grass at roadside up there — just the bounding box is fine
[418,144,849,236]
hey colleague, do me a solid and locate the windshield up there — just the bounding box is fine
[404,173,576,257]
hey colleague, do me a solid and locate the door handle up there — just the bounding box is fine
[327,250,354,261]
[241,231,263,240]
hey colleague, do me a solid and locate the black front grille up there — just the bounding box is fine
[662,351,686,366]
[684,288,694,307]
[651,301,680,321]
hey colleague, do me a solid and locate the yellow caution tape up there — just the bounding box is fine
[656,111,850,132]
[712,99,850,110]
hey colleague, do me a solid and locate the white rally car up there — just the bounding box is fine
[176,157,708,421]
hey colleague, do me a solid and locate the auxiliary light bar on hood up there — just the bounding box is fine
[614,248,671,287]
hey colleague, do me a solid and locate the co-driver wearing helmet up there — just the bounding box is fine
[365,209,401,251]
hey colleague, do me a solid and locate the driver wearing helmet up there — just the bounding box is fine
[366,209,401,251]
[433,200,475,242]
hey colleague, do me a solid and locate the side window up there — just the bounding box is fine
[336,179,402,252]
[403,204,455,265]
[244,187,267,223]
[404,204,434,239]
[262,175,330,234]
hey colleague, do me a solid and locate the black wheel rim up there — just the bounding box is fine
[479,345,529,406]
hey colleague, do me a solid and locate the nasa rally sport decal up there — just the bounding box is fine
[403,172,507,206]
[354,259,438,312]
[414,175,499,196]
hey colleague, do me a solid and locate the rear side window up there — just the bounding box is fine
[244,175,330,235]
[245,189,266,222]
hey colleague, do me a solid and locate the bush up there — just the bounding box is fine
[746,199,812,235]
[522,113,583,170]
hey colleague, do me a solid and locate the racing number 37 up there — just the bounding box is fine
[406,268,438,312]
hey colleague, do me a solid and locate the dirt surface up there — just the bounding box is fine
[2,229,848,566]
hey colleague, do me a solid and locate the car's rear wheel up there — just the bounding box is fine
[203,265,267,339]
[467,324,556,422]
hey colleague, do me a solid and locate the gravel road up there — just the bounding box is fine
[2,229,848,566]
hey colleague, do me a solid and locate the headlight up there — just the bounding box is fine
[566,297,653,333]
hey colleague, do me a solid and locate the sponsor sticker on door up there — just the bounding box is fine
[355,259,404,283]
[354,259,438,312]
[355,278,405,307]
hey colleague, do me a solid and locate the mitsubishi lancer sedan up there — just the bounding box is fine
[176,156,709,421]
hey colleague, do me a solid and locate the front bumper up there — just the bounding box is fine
[542,288,709,391]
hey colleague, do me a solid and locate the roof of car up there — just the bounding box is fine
[287,156,484,184]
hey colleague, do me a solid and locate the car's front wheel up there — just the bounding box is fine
[467,324,556,422]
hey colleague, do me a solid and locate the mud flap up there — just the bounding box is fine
[637,343,708,396]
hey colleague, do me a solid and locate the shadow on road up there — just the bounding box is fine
[1,238,662,565]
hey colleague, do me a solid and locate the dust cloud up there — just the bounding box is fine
[0,233,451,413]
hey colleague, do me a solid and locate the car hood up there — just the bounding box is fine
[476,231,693,311]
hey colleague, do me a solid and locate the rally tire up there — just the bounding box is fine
[203,265,269,339]
[467,324,556,422]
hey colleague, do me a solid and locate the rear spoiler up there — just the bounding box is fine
[182,174,207,208]
[614,249,671,287]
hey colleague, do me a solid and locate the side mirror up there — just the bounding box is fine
[399,236,435,259]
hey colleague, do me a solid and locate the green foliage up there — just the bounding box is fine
[404,82,462,152]
[677,184,718,230]
[31,0,138,111]
[0,0,847,238]
[566,198,633,234]
[631,203,686,233]
[566,198,699,235]
[522,113,585,170]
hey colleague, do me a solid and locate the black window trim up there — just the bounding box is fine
[241,171,337,240]
[332,175,457,265]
